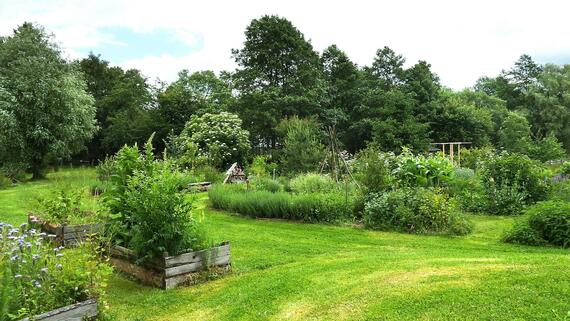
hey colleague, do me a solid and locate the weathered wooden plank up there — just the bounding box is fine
[19,299,97,321]
[164,254,230,277]
[164,243,230,267]
[110,257,164,288]
[63,223,102,234]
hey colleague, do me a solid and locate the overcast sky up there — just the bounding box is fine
[1,0,569,89]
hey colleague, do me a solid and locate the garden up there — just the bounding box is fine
[1,15,570,321]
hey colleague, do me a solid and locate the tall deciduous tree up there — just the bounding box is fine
[79,55,154,159]
[0,23,96,178]
[155,70,233,144]
[232,15,326,147]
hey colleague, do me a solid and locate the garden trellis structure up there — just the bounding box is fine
[432,142,472,166]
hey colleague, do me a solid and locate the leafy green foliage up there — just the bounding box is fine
[480,152,549,215]
[250,176,283,193]
[392,150,454,188]
[122,167,208,260]
[560,162,570,175]
[0,23,97,179]
[526,135,566,162]
[0,223,111,319]
[363,188,472,235]
[175,112,250,169]
[459,146,495,171]
[209,185,356,223]
[35,190,101,225]
[504,201,570,247]
[352,146,393,193]
[289,173,338,194]
[277,117,325,174]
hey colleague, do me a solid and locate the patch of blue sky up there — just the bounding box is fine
[78,26,203,62]
[533,52,570,65]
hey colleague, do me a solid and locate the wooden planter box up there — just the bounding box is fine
[28,214,102,246]
[109,241,231,289]
[188,181,212,192]
[19,299,97,321]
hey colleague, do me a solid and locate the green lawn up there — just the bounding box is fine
[1,168,569,320]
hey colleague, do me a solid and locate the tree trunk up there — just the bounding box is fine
[30,159,46,180]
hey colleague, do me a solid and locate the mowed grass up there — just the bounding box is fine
[1,168,569,320]
[0,167,99,225]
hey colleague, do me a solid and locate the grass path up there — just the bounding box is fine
[1,169,569,320]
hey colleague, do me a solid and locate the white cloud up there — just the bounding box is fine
[1,0,570,88]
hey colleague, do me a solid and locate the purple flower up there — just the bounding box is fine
[33,280,41,288]
[55,264,63,270]
[10,255,18,261]
[40,268,48,274]
[14,274,22,279]
[32,254,40,261]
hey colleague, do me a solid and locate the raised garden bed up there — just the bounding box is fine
[28,214,102,246]
[19,299,98,321]
[188,181,212,192]
[109,241,231,289]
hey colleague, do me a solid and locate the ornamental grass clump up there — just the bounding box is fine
[0,222,111,320]
[208,185,356,223]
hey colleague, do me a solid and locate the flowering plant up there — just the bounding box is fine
[0,222,111,320]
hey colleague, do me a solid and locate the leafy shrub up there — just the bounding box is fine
[289,173,337,194]
[448,168,487,213]
[526,135,566,162]
[248,155,278,177]
[209,185,356,223]
[363,188,472,235]
[503,201,570,247]
[352,146,393,193]
[176,112,251,168]
[480,152,549,214]
[250,176,283,193]
[195,165,225,184]
[277,116,325,175]
[0,163,26,183]
[560,162,570,175]
[549,180,570,202]
[36,190,102,225]
[121,167,209,261]
[459,146,495,171]
[392,149,453,188]
[0,223,111,320]
[502,219,547,246]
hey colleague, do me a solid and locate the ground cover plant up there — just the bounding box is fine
[0,222,111,320]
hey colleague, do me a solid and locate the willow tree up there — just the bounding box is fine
[0,23,96,179]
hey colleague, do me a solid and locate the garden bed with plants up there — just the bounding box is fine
[28,190,104,246]
[0,222,111,321]
[109,242,231,289]
[27,214,102,246]
[99,139,231,290]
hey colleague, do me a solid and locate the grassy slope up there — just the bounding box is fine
[0,167,99,225]
[1,169,569,320]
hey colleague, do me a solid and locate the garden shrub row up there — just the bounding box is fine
[503,200,570,247]
[209,185,357,223]
[363,188,472,236]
